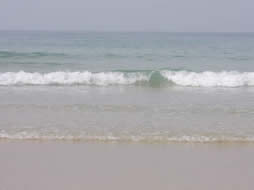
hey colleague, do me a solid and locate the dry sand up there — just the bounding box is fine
[0,142,254,190]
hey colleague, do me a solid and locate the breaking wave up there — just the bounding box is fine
[1,70,254,87]
[0,71,149,86]
[160,70,254,87]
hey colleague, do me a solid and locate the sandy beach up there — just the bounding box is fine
[0,142,253,190]
[1,0,254,188]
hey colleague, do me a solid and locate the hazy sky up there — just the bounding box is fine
[0,0,253,32]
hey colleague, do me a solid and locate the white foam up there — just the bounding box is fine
[1,130,254,143]
[160,70,254,87]
[1,70,254,87]
[0,71,149,86]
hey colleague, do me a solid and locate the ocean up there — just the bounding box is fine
[1,31,254,143]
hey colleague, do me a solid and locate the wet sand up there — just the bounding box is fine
[0,142,254,190]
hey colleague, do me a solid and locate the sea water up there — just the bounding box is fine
[0,31,254,143]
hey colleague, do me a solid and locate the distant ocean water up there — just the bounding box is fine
[0,31,254,143]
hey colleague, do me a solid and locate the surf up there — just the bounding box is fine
[1,70,254,87]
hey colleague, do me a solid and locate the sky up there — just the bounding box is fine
[0,0,253,32]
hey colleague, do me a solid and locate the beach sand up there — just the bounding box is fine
[0,142,254,190]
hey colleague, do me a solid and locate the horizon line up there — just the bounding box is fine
[0,29,254,33]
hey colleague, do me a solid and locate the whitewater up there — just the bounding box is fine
[1,70,254,87]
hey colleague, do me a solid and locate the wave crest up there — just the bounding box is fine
[161,70,254,87]
[0,71,149,86]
